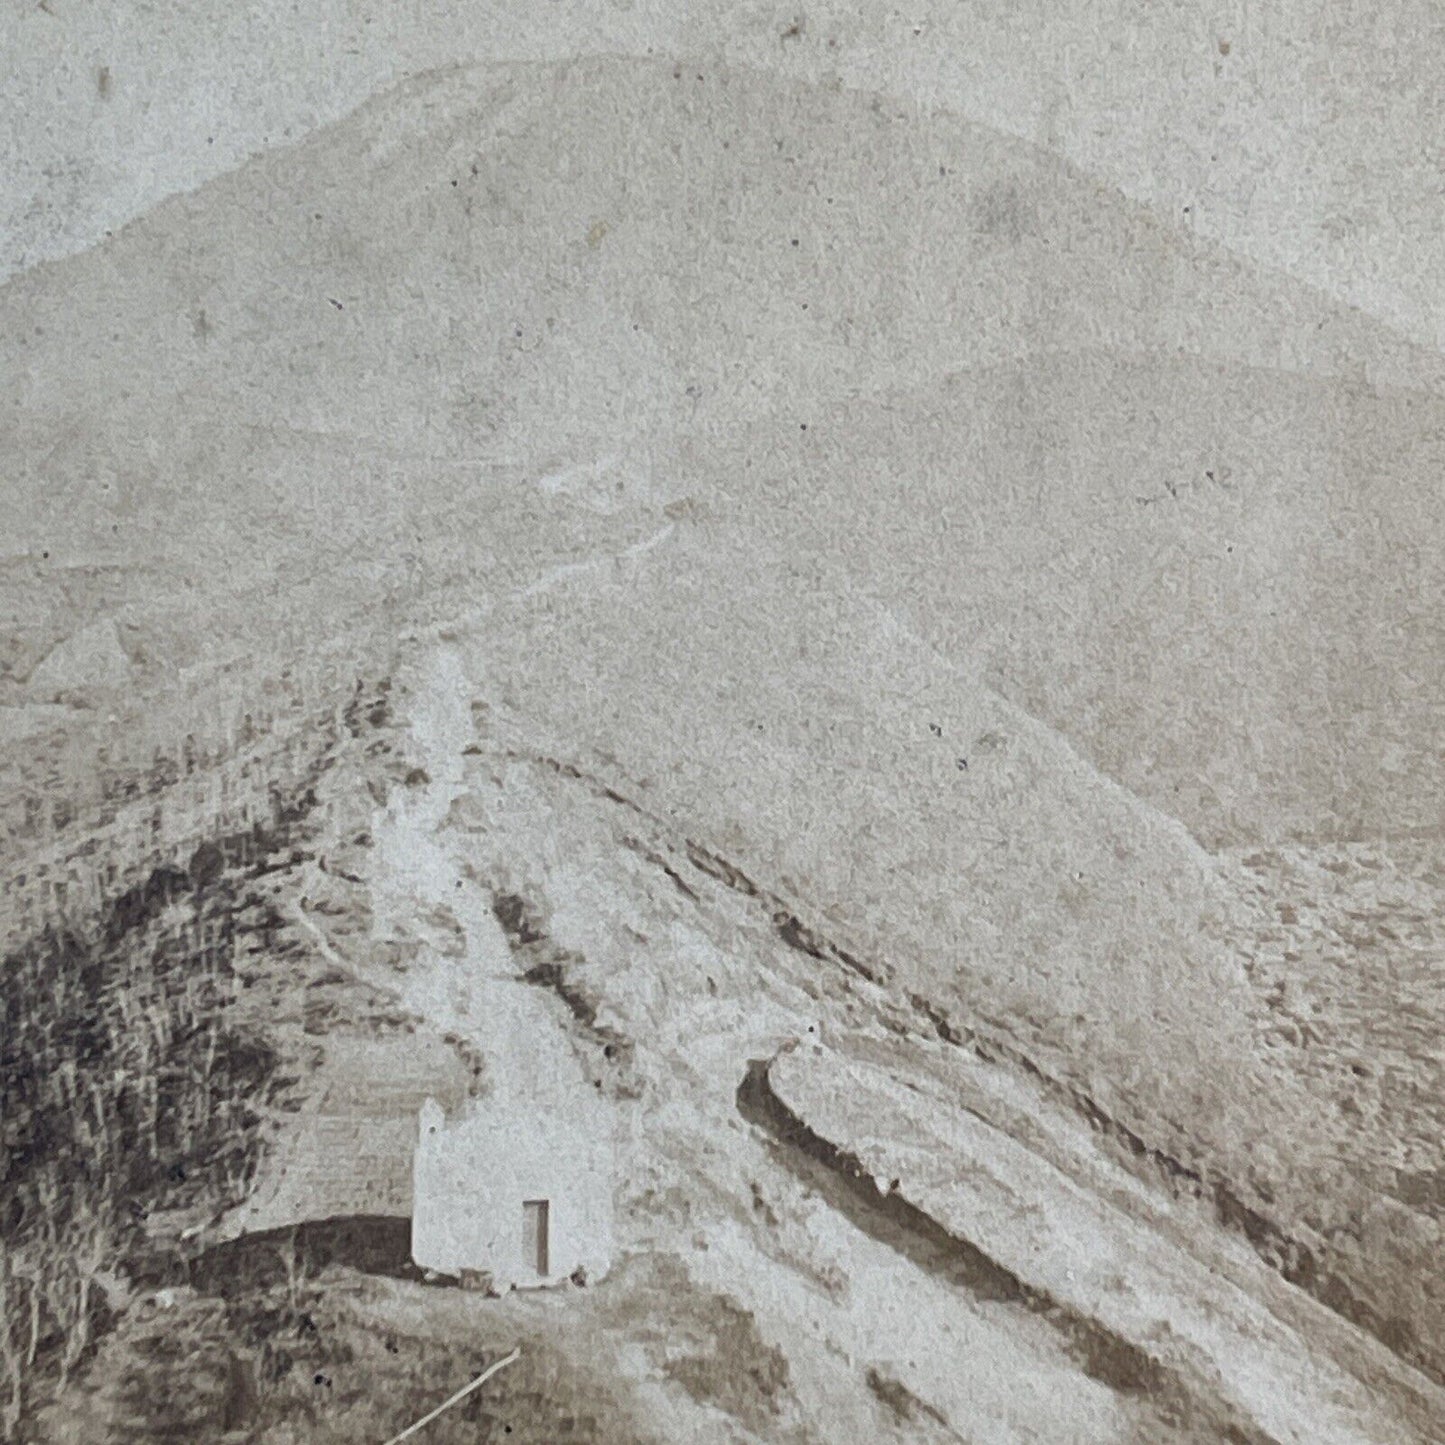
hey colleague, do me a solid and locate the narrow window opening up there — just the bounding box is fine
[522,1199,550,1278]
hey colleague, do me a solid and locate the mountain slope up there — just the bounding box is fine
[4,57,1444,849]
[707,353,1445,846]
[462,521,1261,1150]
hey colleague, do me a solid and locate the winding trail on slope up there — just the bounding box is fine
[368,644,598,1115]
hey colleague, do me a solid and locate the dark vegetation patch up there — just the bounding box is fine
[1395,1169,1445,1215]
[772,909,884,984]
[619,835,700,902]
[864,1368,949,1429]
[441,1031,488,1096]
[519,957,601,1032]
[749,1181,779,1227]
[490,892,547,946]
[685,841,761,898]
[0,864,282,1437]
[682,836,889,986]
[531,754,584,782]
[0,678,397,1439]
[344,678,392,735]
[772,909,828,960]
[487,890,639,1094]
[515,951,640,1098]
[42,1271,648,1445]
[660,1291,792,1433]
[514,751,652,830]
[908,991,967,1046]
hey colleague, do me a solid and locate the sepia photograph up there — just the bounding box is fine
[3,4,1444,1440]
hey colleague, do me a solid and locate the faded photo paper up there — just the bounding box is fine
[3,4,1444,1441]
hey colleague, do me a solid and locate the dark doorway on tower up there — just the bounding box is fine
[522,1198,550,1278]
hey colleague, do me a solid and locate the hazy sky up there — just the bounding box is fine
[3,0,1442,350]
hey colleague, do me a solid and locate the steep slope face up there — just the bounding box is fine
[5,57,1444,848]
[265,638,1445,1440]
[709,356,1445,847]
[433,519,1445,1382]
[386,629,1444,1401]
[461,522,1263,1154]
